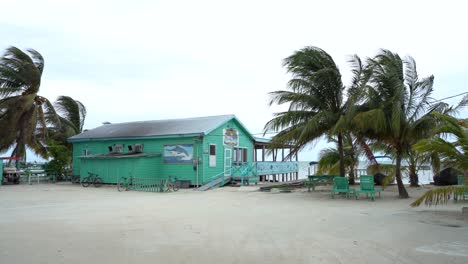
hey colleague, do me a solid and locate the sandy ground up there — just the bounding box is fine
[0,183,467,264]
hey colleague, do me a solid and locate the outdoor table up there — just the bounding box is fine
[306,175,337,192]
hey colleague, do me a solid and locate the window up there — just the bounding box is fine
[114,144,123,153]
[83,149,89,156]
[209,144,216,167]
[109,144,123,153]
[128,144,143,153]
[134,144,143,153]
[233,147,248,166]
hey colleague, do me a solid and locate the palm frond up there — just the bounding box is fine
[411,185,468,207]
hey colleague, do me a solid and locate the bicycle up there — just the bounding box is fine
[81,172,103,188]
[166,175,180,192]
[71,175,81,184]
[117,176,133,192]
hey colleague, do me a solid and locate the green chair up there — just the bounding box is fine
[331,177,353,199]
[455,175,468,201]
[355,175,378,201]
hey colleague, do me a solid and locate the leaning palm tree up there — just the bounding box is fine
[0,46,59,160]
[264,47,368,177]
[353,50,443,198]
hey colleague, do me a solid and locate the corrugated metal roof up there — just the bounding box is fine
[69,115,235,141]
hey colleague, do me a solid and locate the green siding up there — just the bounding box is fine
[73,137,202,184]
[201,119,255,184]
[80,156,160,183]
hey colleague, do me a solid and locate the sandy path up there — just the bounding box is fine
[0,183,467,264]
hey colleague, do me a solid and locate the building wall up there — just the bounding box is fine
[79,156,160,184]
[201,119,254,184]
[72,137,203,184]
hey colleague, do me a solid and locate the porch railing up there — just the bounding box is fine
[255,161,299,175]
[208,161,298,189]
[209,169,232,189]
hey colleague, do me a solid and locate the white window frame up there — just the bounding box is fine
[233,147,248,166]
[114,144,123,153]
[209,144,216,167]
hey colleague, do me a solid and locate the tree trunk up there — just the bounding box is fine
[409,164,419,187]
[348,166,355,185]
[395,151,409,198]
[337,133,346,177]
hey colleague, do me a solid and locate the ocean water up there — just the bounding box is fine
[297,161,434,184]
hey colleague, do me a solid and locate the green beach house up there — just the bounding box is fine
[68,115,258,187]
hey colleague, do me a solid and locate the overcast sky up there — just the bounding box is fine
[1,0,467,162]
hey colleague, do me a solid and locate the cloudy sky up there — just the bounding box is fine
[1,0,467,161]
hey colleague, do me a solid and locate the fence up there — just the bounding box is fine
[19,170,56,184]
[131,177,168,192]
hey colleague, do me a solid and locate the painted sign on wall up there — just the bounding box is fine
[164,144,194,163]
[223,128,239,146]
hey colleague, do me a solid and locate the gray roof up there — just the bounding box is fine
[69,115,237,141]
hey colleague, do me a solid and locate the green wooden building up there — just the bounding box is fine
[69,115,258,187]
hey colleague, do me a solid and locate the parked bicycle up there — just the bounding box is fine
[166,175,180,192]
[81,172,103,187]
[71,175,81,184]
[117,175,133,192]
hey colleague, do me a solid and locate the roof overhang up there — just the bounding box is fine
[79,152,161,159]
[69,133,204,143]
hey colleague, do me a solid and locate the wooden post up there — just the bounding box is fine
[254,145,257,162]
[262,145,265,162]
[296,152,299,180]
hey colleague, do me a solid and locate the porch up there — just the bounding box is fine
[253,137,299,183]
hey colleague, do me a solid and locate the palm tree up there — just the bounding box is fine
[411,114,468,207]
[264,47,368,177]
[413,113,468,176]
[353,50,444,198]
[50,95,87,142]
[317,133,360,184]
[45,96,87,176]
[0,46,59,160]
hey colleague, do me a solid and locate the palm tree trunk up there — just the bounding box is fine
[409,164,419,187]
[395,151,409,198]
[348,166,356,185]
[337,133,345,177]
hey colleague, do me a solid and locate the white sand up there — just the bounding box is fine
[0,183,467,264]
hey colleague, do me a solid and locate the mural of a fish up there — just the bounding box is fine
[164,144,194,163]
[168,146,189,157]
